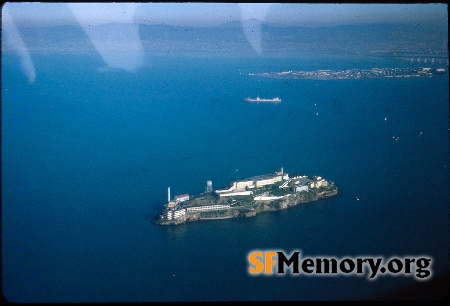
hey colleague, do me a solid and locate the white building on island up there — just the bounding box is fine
[186,204,231,212]
[175,194,190,203]
[295,185,309,193]
[215,168,289,194]
[163,208,186,220]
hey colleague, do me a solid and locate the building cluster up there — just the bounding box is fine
[216,168,289,195]
[288,175,329,193]
[309,177,328,189]
[163,208,186,221]
[163,203,232,221]
[159,168,331,221]
[255,67,447,80]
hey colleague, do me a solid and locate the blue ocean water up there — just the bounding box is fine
[2,51,448,302]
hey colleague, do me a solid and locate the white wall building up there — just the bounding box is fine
[254,175,283,188]
[309,179,328,189]
[173,209,186,219]
[295,185,309,193]
[219,191,253,197]
[186,204,231,212]
[216,168,288,193]
[232,180,255,190]
[164,208,186,220]
[175,194,190,203]
[254,195,286,201]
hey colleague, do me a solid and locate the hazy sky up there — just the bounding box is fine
[3,3,448,27]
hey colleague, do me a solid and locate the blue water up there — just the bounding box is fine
[2,51,449,302]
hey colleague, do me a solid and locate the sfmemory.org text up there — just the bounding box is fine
[248,250,432,281]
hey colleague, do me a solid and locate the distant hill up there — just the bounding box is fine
[220,18,285,28]
[3,21,447,56]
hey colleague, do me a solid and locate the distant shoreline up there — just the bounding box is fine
[251,67,448,80]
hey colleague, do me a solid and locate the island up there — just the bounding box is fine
[250,67,447,80]
[153,168,338,226]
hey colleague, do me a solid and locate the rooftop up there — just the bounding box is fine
[295,177,313,185]
[234,173,280,183]
[167,201,177,208]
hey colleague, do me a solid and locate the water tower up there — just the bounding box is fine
[206,181,213,193]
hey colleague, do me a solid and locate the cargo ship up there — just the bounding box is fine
[244,96,281,103]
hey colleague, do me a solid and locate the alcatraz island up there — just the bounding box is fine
[153,168,338,225]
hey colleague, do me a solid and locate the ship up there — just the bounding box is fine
[244,96,281,103]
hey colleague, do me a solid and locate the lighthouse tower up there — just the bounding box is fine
[168,187,171,202]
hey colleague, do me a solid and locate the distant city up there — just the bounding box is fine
[251,66,448,80]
